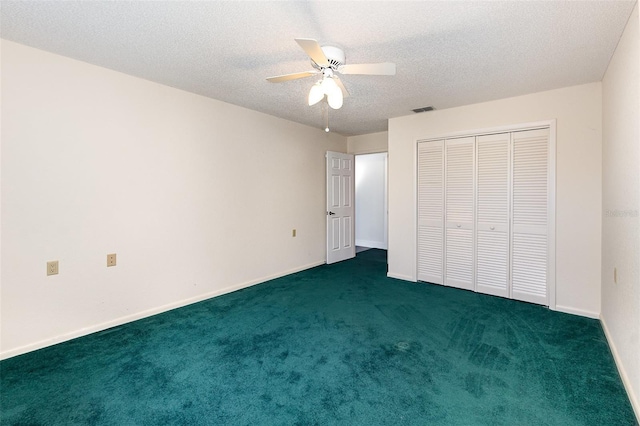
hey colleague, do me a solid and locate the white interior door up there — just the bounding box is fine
[511,128,549,305]
[417,140,444,284]
[326,151,355,264]
[444,137,475,291]
[416,124,554,307]
[476,133,510,298]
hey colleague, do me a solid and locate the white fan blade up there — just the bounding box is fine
[295,38,329,67]
[334,77,350,98]
[266,71,318,83]
[338,63,396,76]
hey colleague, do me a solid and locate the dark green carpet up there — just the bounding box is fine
[1,249,637,425]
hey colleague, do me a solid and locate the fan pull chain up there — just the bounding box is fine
[324,101,330,132]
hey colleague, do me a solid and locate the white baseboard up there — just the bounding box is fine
[553,304,600,319]
[387,272,416,282]
[355,239,388,250]
[0,260,325,361]
[600,316,640,422]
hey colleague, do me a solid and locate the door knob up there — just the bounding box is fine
[490,226,495,230]
[328,211,336,216]
[456,224,461,228]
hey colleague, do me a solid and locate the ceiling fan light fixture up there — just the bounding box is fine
[322,77,343,109]
[308,82,324,106]
[327,91,343,109]
[321,76,339,97]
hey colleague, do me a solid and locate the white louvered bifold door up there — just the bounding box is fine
[475,133,510,298]
[417,140,444,284]
[511,128,550,305]
[444,137,475,291]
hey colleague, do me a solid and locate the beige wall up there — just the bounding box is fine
[0,40,347,359]
[347,131,388,154]
[388,83,603,318]
[602,4,640,417]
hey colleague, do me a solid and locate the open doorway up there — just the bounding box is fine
[355,152,388,253]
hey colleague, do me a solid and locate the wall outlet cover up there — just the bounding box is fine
[47,260,59,276]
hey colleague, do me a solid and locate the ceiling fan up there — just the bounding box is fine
[267,38,396,110]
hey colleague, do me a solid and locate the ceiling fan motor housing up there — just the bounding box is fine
[316,46,345,70]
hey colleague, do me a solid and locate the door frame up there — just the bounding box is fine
[354,152,388,250]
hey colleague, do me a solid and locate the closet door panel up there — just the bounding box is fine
[476,133,510,298]
[445,227,473,289]
[417,141,444,284]
[445,137,474,291]
[477,229,509,295]
[511,128,549,305]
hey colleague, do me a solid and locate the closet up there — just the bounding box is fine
[417,126,553,306]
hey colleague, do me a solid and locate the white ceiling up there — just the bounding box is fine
[1,1,636,136]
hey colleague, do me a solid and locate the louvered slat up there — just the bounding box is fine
[476,133,510,298]
[444,137,474,290]
[418,225,442,282]
[513,131,548,227]
[446,228,474,290]
[477,230,508,291]
[446,139,474,224]
[477,135,509,224]
[512,234,547,295]
[418,142,443,222]
[511,128,549,305]
[417,141,444,284]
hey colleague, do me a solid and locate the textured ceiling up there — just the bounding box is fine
[1,1,636,136]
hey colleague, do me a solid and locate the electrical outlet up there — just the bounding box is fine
[614,267,617,284]
[47,260,59,276]
[292,229,297,237]
[107,253,117,267]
